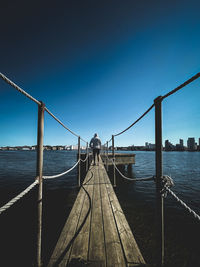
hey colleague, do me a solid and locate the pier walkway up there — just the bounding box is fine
[48,158,145,267]
[2,72,200,266]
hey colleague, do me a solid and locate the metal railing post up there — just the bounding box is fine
[112,135,116,187]
[36,101,45,267]
[86,142,88,172]
[154,96,164,267]
[78,136,81,187]
[106,141,108,171]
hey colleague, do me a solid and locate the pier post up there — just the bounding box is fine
[154,96,164,267]
[86,142,88,172]
[106,141,108,171]
[112,135,116,187]
[78,136,81,187]
[36,101,45,267]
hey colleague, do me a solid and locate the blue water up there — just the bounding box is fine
[127,151,200,212]
[0,150,78,205]
[0,150,199,267]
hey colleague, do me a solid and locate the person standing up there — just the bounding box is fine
[89,133,101,165]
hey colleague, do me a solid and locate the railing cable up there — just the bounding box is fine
[44,107,87,143]
[0,72,41,105]
[105,155,154,182]
[161,176,200,222]
[114,103,155,137]
[0,180,38,215]
[0,72,87,143]
[43,159,80,179]
[80,153,89,163]
[166,187,200,222]
[162,72,200,100]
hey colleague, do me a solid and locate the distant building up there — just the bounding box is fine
[21,146,31,151]
[175,139,185,151]
[165,140,174,151]
[145,142,155,150]
[187,137,195,151]
[180,139,184,147]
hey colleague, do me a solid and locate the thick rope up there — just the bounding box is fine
[166,187,200,222]
[114,103,155,137]
[0,73,87,143]
[0,73,41,105]
[162,72,200,100]
[45,107,87,143]
[43,160,80,179]
[80,153,89,162]
[106,155,154,181]
[0,180,38,215]
[107,137,112,143]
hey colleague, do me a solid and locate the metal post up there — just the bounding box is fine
[112,135,116,187]
[78,136,81,187]
[86,142,88,172]
[106,141,108,172]
[154,96,164,267]
[36,101,45,267]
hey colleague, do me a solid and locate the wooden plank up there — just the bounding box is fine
[88,165,106,266]
[67,166,95,264]
[102,166,145,265]
[98,161,126,267]
[48,157,145,267]
[47,164,94,266]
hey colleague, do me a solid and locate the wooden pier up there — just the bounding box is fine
[101,153,135,166]
[48,158,145,267]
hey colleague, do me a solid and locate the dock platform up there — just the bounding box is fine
[48,158,145,267]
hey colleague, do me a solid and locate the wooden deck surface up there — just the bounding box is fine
[48,158,145,267]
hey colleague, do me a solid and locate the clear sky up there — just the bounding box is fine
[1,0,200,147]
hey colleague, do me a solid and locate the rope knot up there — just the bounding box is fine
[160,175,174,198]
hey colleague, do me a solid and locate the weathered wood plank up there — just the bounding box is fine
[48,157,145,267]
[103,167,145,265]
[98,161,126,267]
[48,164,94,266]
[68,166,95,264]
[101,153,135,165]
[88,165,106,266]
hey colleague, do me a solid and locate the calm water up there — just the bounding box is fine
[0,150,199,266]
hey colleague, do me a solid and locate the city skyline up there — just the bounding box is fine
[1,1,200,147]
[1,136,200,151]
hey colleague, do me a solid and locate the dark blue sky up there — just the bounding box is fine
[1,0,200,146]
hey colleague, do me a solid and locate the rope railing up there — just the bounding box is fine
[0,180,38,215]
[162,72,200,100]
[2,70,200,266]
[0,72,41,105]
[112,160,154,182]
[0,72,87,143]
[43,160,80,179]
[0,72,88,266]
[166,187,200,222]
[80,152,89,162]
[104,72,200,143]
[105,154,154,181]
[103,73,200,266]
[45,107,87,143]
[161,175,200,222]
[114,103,155,137]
